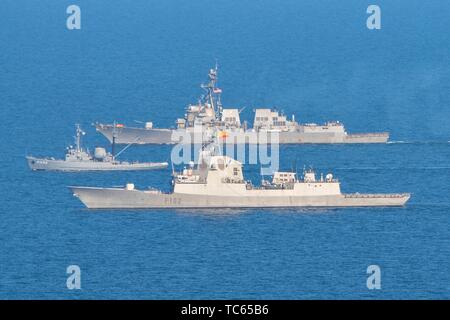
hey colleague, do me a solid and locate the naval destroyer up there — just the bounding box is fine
[95,66,389,145]
[27,124,168,172]
[71,135,409,209]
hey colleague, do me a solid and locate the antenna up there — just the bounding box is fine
[112,121,117,160]
[113,137,140,159]
[200,63,222,121]
[291,158,297,173]
[214,61,223,120]
[260,164,264,184]
[75,123,83,152]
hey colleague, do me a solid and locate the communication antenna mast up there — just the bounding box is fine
[200,62,223,121]
[112,121,117,160]
[74,124,85,152]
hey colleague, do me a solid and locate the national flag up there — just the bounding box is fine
[218,131,229,139]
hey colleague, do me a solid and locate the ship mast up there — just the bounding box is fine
[201,63,222,120]
[112,121,117,160]
[75,124,84,152]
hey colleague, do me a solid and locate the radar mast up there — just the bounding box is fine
[74,124,85,153]
[200,62,222,121]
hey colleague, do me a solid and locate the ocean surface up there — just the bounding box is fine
[1,0,449,299]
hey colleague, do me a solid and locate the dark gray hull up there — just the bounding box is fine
[97,125,174,144]
[27,156,168,172]
[96,124,389,144]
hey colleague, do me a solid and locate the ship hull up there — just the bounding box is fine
[96,124,389,144]
[96,124,174,144]
[71,187,410,209]
[27,156,168,172]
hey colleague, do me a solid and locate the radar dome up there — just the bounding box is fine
[94,147,107,160]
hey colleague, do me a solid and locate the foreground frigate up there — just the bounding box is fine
[95,66,389,144]
[27,124,168,172]
[70,136,409,209]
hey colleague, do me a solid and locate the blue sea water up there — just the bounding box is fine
[1,0,450,299]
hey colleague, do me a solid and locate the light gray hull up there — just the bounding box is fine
[97,125,174,144]
[27,156,168,172]
[71,187,410,209]
[276,132,389,144]
[96,125,389,144]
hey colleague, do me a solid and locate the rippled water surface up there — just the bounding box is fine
[1,0,449,299]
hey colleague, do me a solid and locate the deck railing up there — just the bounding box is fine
[344,193,409,198]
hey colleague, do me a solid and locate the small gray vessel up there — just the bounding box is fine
[27,125,168,172]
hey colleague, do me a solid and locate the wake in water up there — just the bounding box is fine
[335,166,450,171]
[387,140,450,145]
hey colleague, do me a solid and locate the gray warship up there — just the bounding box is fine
[71,136,409,209]
[95,66,389,144]
[27,124,168,172]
